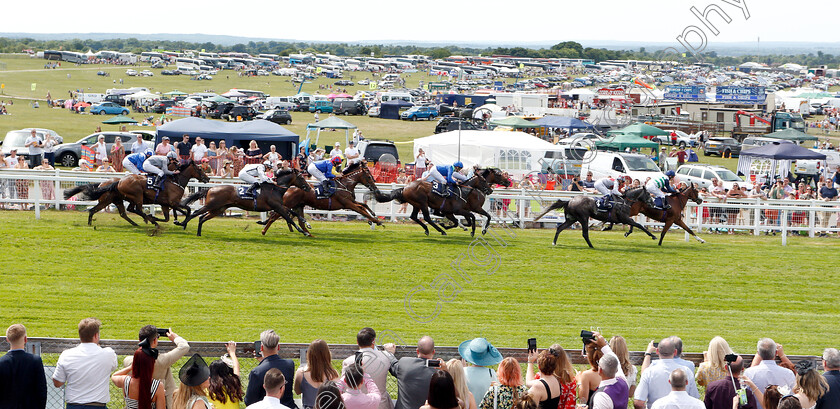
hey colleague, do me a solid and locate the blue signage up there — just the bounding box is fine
[664,85,706,101]
[494,81,504,91]
[716,86,765,103]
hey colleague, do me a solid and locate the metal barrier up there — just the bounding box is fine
[0,337,824,409]
[1,169,838,245]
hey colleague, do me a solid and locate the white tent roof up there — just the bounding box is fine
[125,91,159,101]
[413,130,558,175]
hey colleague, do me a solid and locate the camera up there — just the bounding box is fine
[580,330,595,343]
[425,359,440,368]
[156,327,169,337]
[725,353,738,363]
[527,338,537,353]
[653,342,659,348]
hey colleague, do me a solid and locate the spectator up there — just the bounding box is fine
[696,337,734,388]
[459,338,503,406]
[220,160,234,178]
[415,149,427,179]
[779,395,804,409]
[527,345,578,409]
[421,370,460,409]
[111,346,166,409]
[345,141,361,165]
[264,145,282,168]
[52,318,119,409]
[24,129,44,168]
[649,370,704,409]
[589,333,629,409]
[816,348,840,409]
[95,158,115,172]
[174,354,212,409]
[582,172,596,189]
[577,340,604,405]
[245,330,297,408]
[92,135,108,166]
[384,336,440,409]
[514,394,538,409]
[744,338,796,409]
[610,336,638,398]
[208,342,244,409]
[44,134,58,166]
[295,339,340,409]
[793,364,828,409]
[817,180,838,237]
[643,337,695,374]
[124,326,191,409]
[132,136,150,154]
[703,355,756,409]
[155,137,173,156]
[341,328,393,409]
[246,368,290,409]
[0,324,47,409]
[111,137,126,171]
[216,141,231,174]
[479,357,528,409]
[191,137,208,163]
[446,359,477,409]
[340,364,381,409]
[245,141,263,165]
[634,338,700,409]
[314,381,346,409]
[176,135,192,165]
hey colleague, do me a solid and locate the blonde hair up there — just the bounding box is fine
[446,359,470,405]
[609,336,634,376]
[797,369,829,402]
[173,383,206,409]
[707,336,734,370]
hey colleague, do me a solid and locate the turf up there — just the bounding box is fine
[1,210,837,356]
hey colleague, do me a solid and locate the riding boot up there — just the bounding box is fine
[247,183,259,197]
[321,179,332,194]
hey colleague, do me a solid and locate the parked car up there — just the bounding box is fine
[653,130,698,148]
[153,100,178,114]
[676,164,752,191]
[357,79,370,85]
[150,61,164,69]
[261,109,292,125]
[125,69,138,76]
[401,106,438,121]
[580,152,665,183]
[161,70,179,76]
[333,100,366,115]
[54,132,153,167]
[96,70,108,76]
[367,106,380,117]
[703,137,741,157]
[209,103,234,119]
[1,129,51,158]
[90,102,129,116]
[309,100,333,113]
[334,80,354,86]
[225,105,257,121]
[357,140,399,164]
[139,70,154,77]
[103,94,127,106]
[434,118,478,133]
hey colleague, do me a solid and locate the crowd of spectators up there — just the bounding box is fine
[3,323,840,409]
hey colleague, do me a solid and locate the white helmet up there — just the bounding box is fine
[263,161,272,169]
[166,151,178,160]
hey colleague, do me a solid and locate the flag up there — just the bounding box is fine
[81,145,95,163]
[31,83,36,91]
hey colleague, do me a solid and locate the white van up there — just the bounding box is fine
[380,92,414,103]
[78,93,104,104]
[265,97,297,110]
[177,66,198,75]
[580,152,665,183]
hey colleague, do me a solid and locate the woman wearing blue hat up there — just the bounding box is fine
[459,338,504,406]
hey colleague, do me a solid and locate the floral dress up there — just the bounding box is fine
[480,385,528,409]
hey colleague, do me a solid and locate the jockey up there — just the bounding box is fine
[307,156,342,191]
[423,161,467,196]
[645,170,677,210]
[143,151,178,191]
[123,150,152,175]
[240,160,274,196]
[593,177,617,210]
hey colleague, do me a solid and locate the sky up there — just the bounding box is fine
[4,0,840,45]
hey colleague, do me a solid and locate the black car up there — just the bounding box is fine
[334,80,354,86]
[225,105,257,121]
[96,70,108,76]
[209,103,234,119]
[264,110,292,125]
[703,137,742,157]
[434,117,479,134]
[160,70,179,76]
[153,100,178,114]
[333,100,366,115]
[103,94,126,106]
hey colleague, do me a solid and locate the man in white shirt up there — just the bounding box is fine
[52,318,118,408]
[331,142,343,159]
[247,368,291,409]
[344,141,361,165]
[649,370,705,409]
[341,328,394,409]
[25,129,44,169]
[131,137,149,154]
[743,338,796,409]
[190,137,208,162]
[634,338,699,409]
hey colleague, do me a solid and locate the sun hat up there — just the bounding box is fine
[179,354,210,386]
[458,338,503,366]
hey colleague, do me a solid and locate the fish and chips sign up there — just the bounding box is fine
[716,86,765,104]
[664,85,706,101]
[598,88,625,97]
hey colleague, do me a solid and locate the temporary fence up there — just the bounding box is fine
[0,337,823,409]
[1,169,838,245]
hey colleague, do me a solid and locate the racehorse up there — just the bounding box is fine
[64,161,207,227]
[175,168,310,236]
[374,174,490,236]
[624,183,706,246]
[533,193,658,248]
[259,162,384,236]
[439,167,511,236]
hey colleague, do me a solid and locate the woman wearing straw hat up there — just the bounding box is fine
[459,338,503,406]
[174,354,214,409]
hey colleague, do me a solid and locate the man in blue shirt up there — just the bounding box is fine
[819,180,838,237]
[244,330,296,408]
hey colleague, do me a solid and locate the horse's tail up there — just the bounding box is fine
[534,199,568,221]
[181,189,208,207]
[374,188,405,204]
[63,182,117,201]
